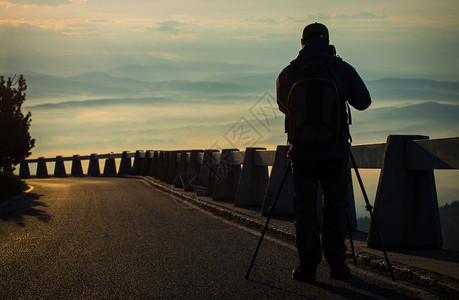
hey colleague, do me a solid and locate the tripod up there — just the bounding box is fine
[245,157,358,280]
[246,151,396,281]
[245,158,291,280]
[349,150,396,281]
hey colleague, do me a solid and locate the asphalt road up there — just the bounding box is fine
[0,177,441,299]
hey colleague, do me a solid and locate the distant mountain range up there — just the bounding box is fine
[365,78,459,102]
[3,68,457,106]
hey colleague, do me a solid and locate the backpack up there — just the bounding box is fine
[287,56,351,149]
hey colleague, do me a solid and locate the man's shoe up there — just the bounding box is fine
[292,264,317,282]
[329,263,351,279]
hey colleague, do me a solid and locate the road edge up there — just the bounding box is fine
[135,175,459,299]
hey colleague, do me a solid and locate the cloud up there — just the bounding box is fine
[75,111,122,122]
[304,13,332,22]
[147,51,183,60]
[336,12,387,20]
[242,17,280,24]
[5,0,73,6]
[156,20,183,34]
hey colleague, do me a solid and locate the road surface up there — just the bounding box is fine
[0,177,440,299]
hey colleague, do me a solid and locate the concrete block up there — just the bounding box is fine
[213,149,241,202]
[141,150,153,175]
[131,150,144,175]
[368,135,443,249]
[158,151,168,181]
[54,156,67,177]
[88,153,100,176]
[118,151,131,175]
[184,150,204,192]
[71,155,84,176]
[161,151,171,182]
[36,157,48,178]
[198,149,219,196]
[150,151,160,177]
[103,154,117,175]
[174,151,189,188]
[166,151,179,184]
[261,145,294,216]
[19,161,30,179]
[235,147,269,207]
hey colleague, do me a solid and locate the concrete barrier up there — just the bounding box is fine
[160,151,169,182]
[71,155,83,176]
[184,150,204,192]
[118,151,131,175]
[54,156,67,177]
[261,145,294,216]
[235,147,269,207]
[19,161,30,179]
[141,150,153,175]
[212,149,241,202]
[156,151,165,180]
[36,157,48,178]
[197,150,219,196]
[131,150,144,175]
[166,151,179,184]
[103,154,117,175]
[18,135,458,250]
[150,151,160,177]
[368,135,443,249]
[174,151,189,188]
[88,153,100,176]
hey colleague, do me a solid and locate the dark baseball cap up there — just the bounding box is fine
[302,23,329,41]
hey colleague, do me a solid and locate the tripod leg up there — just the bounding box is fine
[347,213,357,266]
[349,150,396,281]
[245,159,291,280]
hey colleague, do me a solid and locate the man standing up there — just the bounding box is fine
[276,23,371,282]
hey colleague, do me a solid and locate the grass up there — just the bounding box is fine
[0,171,29,200]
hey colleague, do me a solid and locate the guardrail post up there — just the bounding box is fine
[88,153,100,176]
[368,135,442,249]
[37,157,48,178]
[19,161,30,179]
[184,150,204,192]
[235,147,268,207]
[141,150,153,175]
[71,155,83,176]
[166,151,179,184]
[198,149,219,196]
[103,153,117,176]
[213,149,241,202]
[118,151,131,175]
[174,151,189,188]
[261,145,294,216]
[150,151,160,177]
[54,155,67,177]
[156,151,165,180]
[160,151,170,182]
[131,150,143,175]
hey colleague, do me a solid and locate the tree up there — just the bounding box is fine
[0,75,35,172]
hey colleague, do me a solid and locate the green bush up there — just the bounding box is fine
[0,171,28,199]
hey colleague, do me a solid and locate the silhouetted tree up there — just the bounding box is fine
[0,75,35,172]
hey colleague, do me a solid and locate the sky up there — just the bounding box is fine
[1,0,459,210]
[1,0,458,80]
